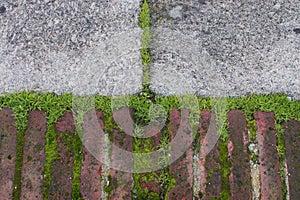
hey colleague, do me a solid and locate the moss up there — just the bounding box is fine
[218,139,231,200]
[71,131,83,199]
[12,128,26,200]
[42,125,59,199]
[103,174,114,195]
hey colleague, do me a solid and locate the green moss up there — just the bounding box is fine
[12,128,26,200]
[71,131,83,199]
[104,174,114,194]
[218,138,231,200]
[42,125,59,200]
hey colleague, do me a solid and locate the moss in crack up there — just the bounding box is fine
[42,125,59,200]
[71,130,83,200]
[218,135,231,200]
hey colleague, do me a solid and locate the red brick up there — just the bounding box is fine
[109,129,133,199]
[228,110,252,199]
[113,107,134,136]
[55,112,75,134]
[80,110,104,200]
[168,109,193,200]
[254,112,282,200]
[198,110,221,198]
[49,114,76,199]
[21,111,47,200]
[0,108,17,199]
[282,120,300,199]
[80,147,102,200]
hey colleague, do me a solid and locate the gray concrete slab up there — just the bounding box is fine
[148,0,300,99]
[0,0,142,96]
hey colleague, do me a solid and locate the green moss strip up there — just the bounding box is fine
[71,130,83,199]
[42,125,59,199]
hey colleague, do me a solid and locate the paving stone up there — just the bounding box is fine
[228,110,252,199]
[48,114,75,199]
[254,112,282,200]
[168,109,193,199]
[198,110,221,199]
[55,112,75,134]
[0,108,17,199]
[283,120,300,199]
[109,129,133,199]
[20,111,47,200]
[80,110,105,200]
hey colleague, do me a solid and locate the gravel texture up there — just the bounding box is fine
[0,0,142,96]
[148,0,300,99]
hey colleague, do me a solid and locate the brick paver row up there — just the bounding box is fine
[1,108,300,199]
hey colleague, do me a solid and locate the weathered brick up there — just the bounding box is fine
[21,111,47,200]
[168,109,193,200]
[49,114,75,199]
[283,120,300,199]
[254,112,282,200]
[80,110,104,200]
[198,110,221,199]
[109,129,133,200]
[55,112,75,134]
[228,110,252,199]
[0,108,17,199]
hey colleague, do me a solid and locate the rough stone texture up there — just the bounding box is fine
[228,110,251,200]
[55,112,75,134]
[283,120,300,199]
[80,110,104,200]
[21,111,47,200]
[48,117,75,199]
[168,109,193,199]
[0,0,142,96]
[254,112,282,200]
[0,108,17,199]
[149,0,300,99]
[198,110,221,199]
[109,129,133,199]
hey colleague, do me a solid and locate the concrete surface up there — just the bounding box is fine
[149,0,300,99]
[0,0,142,96]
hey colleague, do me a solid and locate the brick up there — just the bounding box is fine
[49,114,75,199]
[228,110,252,199]
[80,110,104,200]
[283,120,300,199]
[55,112,75,134]
[21,111,47,200]
[198,110,221,198]
[254,112,282,200]
[109,129,133,199]
[168,109,193,200]
[0,108,17,199]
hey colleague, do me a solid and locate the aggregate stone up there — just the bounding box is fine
[149,0,300,99]
[0,0,142,96]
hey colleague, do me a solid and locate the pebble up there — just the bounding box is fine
[293,28,300,34]
[0,5,6,14]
